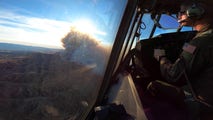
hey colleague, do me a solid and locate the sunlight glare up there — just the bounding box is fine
[73,19,97,36]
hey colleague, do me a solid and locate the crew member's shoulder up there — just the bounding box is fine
[191,29,213,47]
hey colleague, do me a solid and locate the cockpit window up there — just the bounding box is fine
[154,14,180,36]
[140,14,155,39]
[139,14,193,40]
[180,26,193,31]
[0,0,127,119]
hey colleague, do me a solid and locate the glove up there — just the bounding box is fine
[154,49,165,61]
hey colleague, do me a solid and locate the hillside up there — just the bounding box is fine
[0,51,102,120]
[0,42,62,53]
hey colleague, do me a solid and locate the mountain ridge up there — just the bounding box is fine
[0,42,62,52]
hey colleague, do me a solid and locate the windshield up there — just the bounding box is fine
[139,14,192,40]
[0,0,127,119]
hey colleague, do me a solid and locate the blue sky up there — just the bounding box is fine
[0,0,100,23]
[0,0,74,48]
[0,0,187,49]
[0,0,126,48]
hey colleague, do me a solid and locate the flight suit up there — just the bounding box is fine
[160,28,213,104]
[158,28,213,119]
[148,28,213,120]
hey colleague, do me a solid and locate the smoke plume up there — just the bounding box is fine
[61,27,110,74]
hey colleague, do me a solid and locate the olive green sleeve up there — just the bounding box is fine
[159,55,187,83]
[159,40,200,82]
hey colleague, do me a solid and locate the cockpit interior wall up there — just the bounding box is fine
[139,0,184,14]
[107,73,148,120]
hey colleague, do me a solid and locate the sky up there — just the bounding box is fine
[0,0,188,49]
[0,0,126,48]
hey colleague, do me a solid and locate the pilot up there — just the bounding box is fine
[148,0,213,119]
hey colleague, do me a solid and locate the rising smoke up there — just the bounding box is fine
[61,27,110,74]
